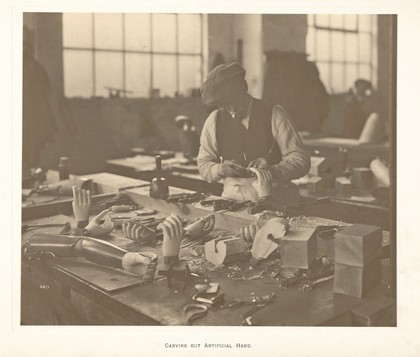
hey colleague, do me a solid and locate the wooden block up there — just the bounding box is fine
[205,237,247,266]
[280,227,317,269]
[351,167,373,189]
[310,156,338,176]
[335,224,382,266]
[333,257,381,298]
[351,296,396,326]
[307,176,324,194]
[335,176,352,196]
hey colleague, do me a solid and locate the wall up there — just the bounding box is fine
[40,97,207,174]
[207,14,235,68]
[262,14,307,53]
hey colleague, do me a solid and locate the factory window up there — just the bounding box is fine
[62,13,206,98]
[306,14,377,94]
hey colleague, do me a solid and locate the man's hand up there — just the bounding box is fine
[158,214,184,258]
[247,157,270,169]
[217,160,246,178]
[72,186,91,225]
[85,209,114,237]
[122,220,157,244]
[249,167,273,198]
[185,214,216,240]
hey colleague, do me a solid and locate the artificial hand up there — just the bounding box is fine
[184,214,216,240]
[85,209,115,237]
[158,214,184,258]
[72,185,91,227]
[122,220,157,244]
[249,167,273,198]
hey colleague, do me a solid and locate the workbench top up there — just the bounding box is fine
[21,185,393,326]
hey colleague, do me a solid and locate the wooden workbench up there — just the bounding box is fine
[21,182,394,326]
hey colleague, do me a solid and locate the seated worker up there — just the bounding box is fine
[342,79,377,139]
[197,62,310,203]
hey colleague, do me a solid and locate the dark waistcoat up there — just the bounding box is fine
[215,98,281,167]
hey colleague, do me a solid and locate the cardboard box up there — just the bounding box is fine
[333,257,382,298]
[280,227,317,269]
[335,224,382,266]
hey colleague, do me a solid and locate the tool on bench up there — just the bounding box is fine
[192,286,225,306]
[165,192,208,204]
[149,155,169,199]
[221,292,275,309]
[241,292,276,326]
[22,222,72,233]
[183,304,208,325]
[299,274,335,292]
[316,225,347,238]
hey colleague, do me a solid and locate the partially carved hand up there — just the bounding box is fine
[72,186,91,226]
[122,220,157,244]
[85,209,114,237]
[239,221,261,244]
[122,251,157,276]
[184,214,215,240]
[249,167,272,198]
[158,214,184,258]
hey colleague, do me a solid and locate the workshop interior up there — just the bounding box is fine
[21,13,396,327]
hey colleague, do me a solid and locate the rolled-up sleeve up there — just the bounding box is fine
[270,105,310,181]
[197,111,223,183]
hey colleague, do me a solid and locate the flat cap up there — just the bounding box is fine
[200,62,248,106]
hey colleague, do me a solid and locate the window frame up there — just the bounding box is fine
[306,14,378,94]
[62,13,207,98]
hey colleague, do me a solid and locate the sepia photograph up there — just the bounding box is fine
[3,1,420,356]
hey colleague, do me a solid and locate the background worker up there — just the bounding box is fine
[197,62,310,202]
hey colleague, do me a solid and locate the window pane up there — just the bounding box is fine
[307,14,315,27]
[152,55,177,97]
[317,62,330,93]
[345,64,358,90]
[63,50,93,97]
[179,55,201,96]
[359,33,372,62]
[94,13,123,50]
[344,14,358,31]
[330,14,343,29]
[358,64,371,81]
[63,13,93,48]
[125,53,151,97]
[125,13,151,51]
[359,15,372,32]
[331,64,345,93]
[306,27,316,60]
[315,14,330,27]
[178,14,201,54]
[331,31,344,61]
[315,30,330,61]
[95,52,123,97]
[152,14,176,53]
[345,33,358,62]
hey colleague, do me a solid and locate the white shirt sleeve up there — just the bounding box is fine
[270,105,311,181]
[197,110,224,183]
